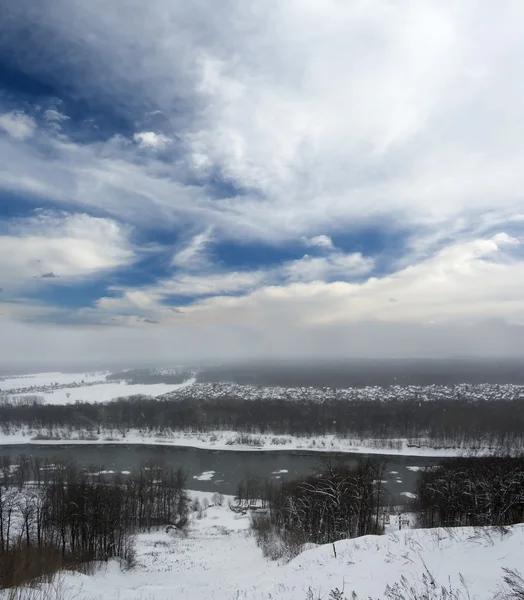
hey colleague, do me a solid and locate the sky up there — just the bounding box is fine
[1,0,524,367]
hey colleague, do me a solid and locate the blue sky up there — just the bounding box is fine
[2,0,524,366]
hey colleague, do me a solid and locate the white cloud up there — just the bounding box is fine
[303,235,334,250]
[0,212,134,284]
[0,111,36,140]
[102,248,372,314]
[44,109,69,122]
[0,125,211,230]
[172,228,214,270]
[133,131,171,150]
[106,270,267,309]
[284,252,373,282]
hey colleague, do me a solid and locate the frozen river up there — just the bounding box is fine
[0,443,444,503]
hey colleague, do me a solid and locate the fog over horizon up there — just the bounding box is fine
[3,315,524,374]
[3,345,524,386]
[2,2,524,365]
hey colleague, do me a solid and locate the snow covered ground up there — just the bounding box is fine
[35,378,196,404]
[0,371,196,404]
[13,493,523,600]
[0,371,108,389]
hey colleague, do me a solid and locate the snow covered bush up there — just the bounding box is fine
[212,492,224,506]
[250,512,298,561]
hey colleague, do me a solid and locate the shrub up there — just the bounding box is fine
[212,492,224,506]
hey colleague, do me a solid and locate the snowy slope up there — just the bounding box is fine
[263,526,524,600]
[30,500,524,600]
[52,493,280,600]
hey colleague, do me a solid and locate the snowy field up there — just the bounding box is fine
[36,379,196,404]
[0,371,108,389]
[9,492,523,600]
[0,371,196,404]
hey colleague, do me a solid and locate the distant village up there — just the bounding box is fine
[160,381,524,403]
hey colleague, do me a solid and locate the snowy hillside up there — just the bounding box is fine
[18,496,523,600]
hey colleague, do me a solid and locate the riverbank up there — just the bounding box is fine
[0,427,510,457]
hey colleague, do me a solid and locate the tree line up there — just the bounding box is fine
[2,395,524,450]
[106,368,192,385]
[414,456,524,529]
[0,455,188,588]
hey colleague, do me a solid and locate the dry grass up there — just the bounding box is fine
[495,568,524,600]
[0,545,96,591]
[1,573,78,600]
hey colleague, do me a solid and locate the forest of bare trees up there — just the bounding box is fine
[247,455,524,562]
[414,456,524,529]
[249,459,387,560]
[2,395,524,451]
[0,455,188,588]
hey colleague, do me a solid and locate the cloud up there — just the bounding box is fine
[0,212,134,285]
[172,228,214,270]
[99,248,372,319]
[303,235,335,250]
[2,231,524,366]
[98,270,267,320]
[136,317,159,324]
[43,108,70,132]
[1,1,523,243]
[284,253,372,282]
[0,123,209,230]
[133,131,171,150]
[1,2,524,362]
[89,231,524,329]
[0,111,36,140]
[44,109,69,123]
